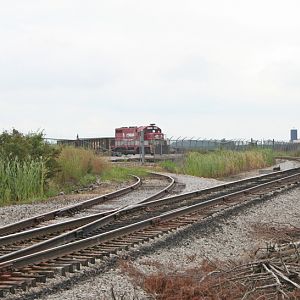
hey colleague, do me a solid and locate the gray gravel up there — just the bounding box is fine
[0,177,169,227]
[0,182,126,227]
[4,160,300,300]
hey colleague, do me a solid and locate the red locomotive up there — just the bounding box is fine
[113,124,165,155]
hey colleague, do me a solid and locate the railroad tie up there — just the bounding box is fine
[0,284,15,295]
[11,271,45,283]
[30,265,67,276]
[79,249,110,259]
[0,275,36,287]
[0,280,27,291]
[20,267,54,278]
[54,259,81,271]
[39,262,76,274]
[70,254,96,265]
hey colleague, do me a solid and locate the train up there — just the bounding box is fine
[57,124,168,155]
[112,124,166,155]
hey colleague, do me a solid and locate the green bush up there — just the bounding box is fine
[55,147,108,186]
[0,157,47,204]
[0,129,60,178]
[0,129,60,203]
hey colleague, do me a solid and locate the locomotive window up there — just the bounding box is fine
[146,128,160,133]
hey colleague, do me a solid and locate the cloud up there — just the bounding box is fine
[1,1,300,140]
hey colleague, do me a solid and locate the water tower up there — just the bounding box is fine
[291,129,298,142]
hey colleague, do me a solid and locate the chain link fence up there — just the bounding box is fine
[44,137,300,156]
[165,138,300,153]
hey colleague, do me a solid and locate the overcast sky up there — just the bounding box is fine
[0,1,299,141]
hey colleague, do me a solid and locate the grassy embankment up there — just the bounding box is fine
[0,145,289,205]
[0,146,148,205]
[160,149,276,178]
[0,157,47,204]
[54,147,147,186]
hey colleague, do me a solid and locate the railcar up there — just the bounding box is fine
[113,123,165,155]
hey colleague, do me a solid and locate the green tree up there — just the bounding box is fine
[0,129,60,178]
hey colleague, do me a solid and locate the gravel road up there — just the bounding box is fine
[4,160,300,300]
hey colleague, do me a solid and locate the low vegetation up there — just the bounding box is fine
[0,129,149,205]
[0,130,59,204]
[276,150,300,158]
[160,149,276,178]
[51,148,148,193]
[0,129,60,178]
[0,157,47,204]
[54,147,109,187]
[0,129,296,205]
[121,242,300,300]
[101,165,148,182]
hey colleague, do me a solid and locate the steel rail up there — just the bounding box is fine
[0,168,297,261]
[120,167,300,213]
[0,176,143,236]
[0,173,175,247]
[0,169,300,297]
[138,172,176,203]
[0,167,289,247]
[0,169,299,269]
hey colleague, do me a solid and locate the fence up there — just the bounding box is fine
[166,138,300,153]
[45,137,115,154]
[44,137,300,155]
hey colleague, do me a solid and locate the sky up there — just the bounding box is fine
[0,1,299,141]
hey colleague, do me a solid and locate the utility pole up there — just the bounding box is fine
[140,129,145,164]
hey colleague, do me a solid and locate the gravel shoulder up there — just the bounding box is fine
[4,160,300,300]
[0,181,133,227]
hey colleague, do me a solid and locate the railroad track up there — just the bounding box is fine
[0,172,176,238]
[1,168,300,297]
[0,173,176,259]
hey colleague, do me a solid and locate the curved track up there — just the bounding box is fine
[0,172,175,237]
[1,168,300,297]
[0,173,176,258]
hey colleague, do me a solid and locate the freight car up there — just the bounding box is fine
[57,137,115,154]
[112,124,166,155]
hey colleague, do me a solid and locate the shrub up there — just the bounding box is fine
[0,129,60,203]
[55,147,108,185]
[0,157,47,204]
[0,129,60,179]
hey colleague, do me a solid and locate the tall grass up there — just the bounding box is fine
[55,147,108,185]
[159,160,179,173]
[181,149,275,178]
[101,166,148,182]
[54,148,148,191]
[0,157,47,204]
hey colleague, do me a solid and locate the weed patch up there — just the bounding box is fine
[160,149,276,178]
[0,157,47,204]
[55,147,108,186]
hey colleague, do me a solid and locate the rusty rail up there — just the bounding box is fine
[0,176,142,236]
[1,169,300,270]
[0,173,176,261]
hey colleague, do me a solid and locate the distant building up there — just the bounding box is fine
[291,129,298,142]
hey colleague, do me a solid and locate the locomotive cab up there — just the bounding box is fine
[112,123,166,155]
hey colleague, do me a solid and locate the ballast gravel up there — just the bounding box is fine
[4,160,300,300]
[0,177,168,227]
[0,181,129,227]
